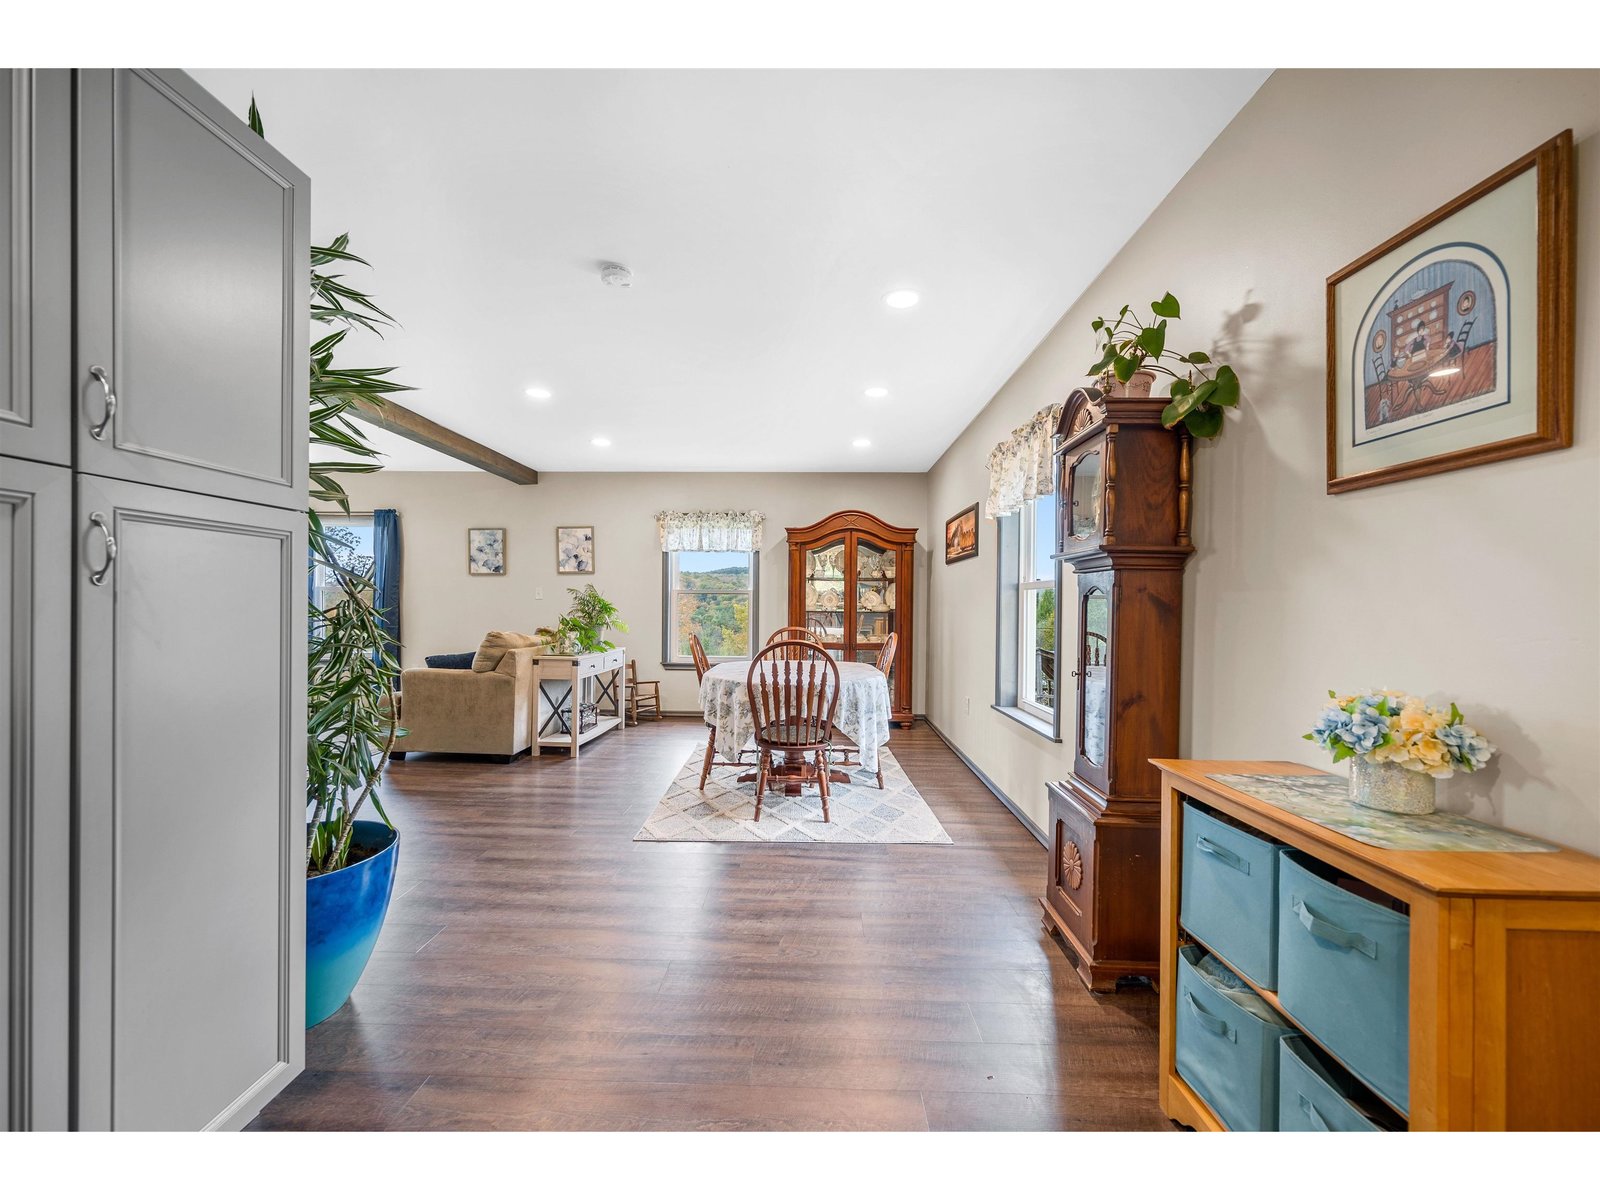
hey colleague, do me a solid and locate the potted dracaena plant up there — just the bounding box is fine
[249,101,414,1027]
[1085,293,1242,439]
[537,584,629,655]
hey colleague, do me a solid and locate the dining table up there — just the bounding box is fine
[698,658,893,780]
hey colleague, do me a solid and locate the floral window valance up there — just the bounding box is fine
[655,509,766,552]
[984,402,1063,519]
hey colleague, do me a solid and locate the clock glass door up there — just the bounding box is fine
[804,538,847,657]
[1079,585,1110,767]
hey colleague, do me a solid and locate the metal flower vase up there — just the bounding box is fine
[1350,757,1436,815]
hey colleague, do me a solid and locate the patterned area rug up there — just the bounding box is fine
[634,746,953,845]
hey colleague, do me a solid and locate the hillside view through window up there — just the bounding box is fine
[668,550,754,662]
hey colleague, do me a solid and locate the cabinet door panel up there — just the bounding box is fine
[0,456,71,1130]
[0,71,73,467]
[75,475,304,1130]
[76,69,308,508]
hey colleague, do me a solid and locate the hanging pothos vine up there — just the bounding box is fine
[1085,292,1241,439]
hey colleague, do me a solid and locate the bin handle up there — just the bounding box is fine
[1298,1094,1332,1131]
[1291,896,1378,959]
[1195,836,1250,876]
[1184,990,1237,1042]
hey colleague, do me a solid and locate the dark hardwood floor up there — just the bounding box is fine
[251,719,1167,1131]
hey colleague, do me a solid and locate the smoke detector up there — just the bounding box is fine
[600,262,633,288]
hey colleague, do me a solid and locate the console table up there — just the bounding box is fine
[532,649,626,757]
[1154,759,1600,1131]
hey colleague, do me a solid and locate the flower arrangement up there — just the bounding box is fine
[1304,690,1495,779]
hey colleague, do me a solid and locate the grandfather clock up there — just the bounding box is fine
[1039,373,1194,992]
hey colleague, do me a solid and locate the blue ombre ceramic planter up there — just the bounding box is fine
[306,820,399,1028]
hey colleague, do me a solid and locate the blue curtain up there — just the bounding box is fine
[372,509,402,674]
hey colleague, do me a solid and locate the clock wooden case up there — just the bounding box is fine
[1040,375,1194,991]
[786,510,916,726]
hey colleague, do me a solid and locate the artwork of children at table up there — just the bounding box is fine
[1356,250,1504,444]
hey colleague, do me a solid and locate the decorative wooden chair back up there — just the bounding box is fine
[765,626,825,659]
[689,633,711,682]
[874,632,899,677]
[747,641,839,751]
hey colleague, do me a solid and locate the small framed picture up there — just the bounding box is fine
[556,525,595,574]
[467,527,507,575]
[1326,130,1574,493]
[945,503,979,564]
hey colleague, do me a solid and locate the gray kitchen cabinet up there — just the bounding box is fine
[74,474,306,1130]
[0,456,72,1131]
[75,69,308,511]
[1,70,74,468]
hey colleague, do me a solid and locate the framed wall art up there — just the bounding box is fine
[467,527,507,575]
[1326,129,1573,493]
[556,525,595,574]
[945,502,979,564]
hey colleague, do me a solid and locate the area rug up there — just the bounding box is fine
[634,747,953,845]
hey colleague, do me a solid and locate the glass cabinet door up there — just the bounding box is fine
[853,537,897,656]
[1068,449,1103,543]
[805,538,848,653]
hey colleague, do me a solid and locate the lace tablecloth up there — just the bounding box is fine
[699,660,892,773]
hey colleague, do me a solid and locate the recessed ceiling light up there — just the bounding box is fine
[524,387,552,400]
[883,289,920,310]
[852,437,872,449]
[863,386,889,399]
[591,436,612,448]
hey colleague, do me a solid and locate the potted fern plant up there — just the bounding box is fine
[251,102,413,1027]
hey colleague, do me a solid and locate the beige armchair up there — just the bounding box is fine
[393,647,541,763]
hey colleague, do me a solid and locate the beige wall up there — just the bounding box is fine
[925,69,1600,852]
[329,469,930,713]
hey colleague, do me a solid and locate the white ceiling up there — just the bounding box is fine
[191,69,1267,473]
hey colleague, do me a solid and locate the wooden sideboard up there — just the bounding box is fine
[1154,759,1600,1131]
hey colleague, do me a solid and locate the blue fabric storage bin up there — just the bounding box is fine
[1277,851,1410,1113]
[1175,944,1294,1131]
[1180,802,1282,987]
[1278,1037,1392,1132]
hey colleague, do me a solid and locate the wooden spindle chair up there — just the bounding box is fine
[765,626,825,659]
[746,641,840,822]
[691,633,750,788]
[874,631,899,677]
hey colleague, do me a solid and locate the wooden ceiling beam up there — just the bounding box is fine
[351,399,539,485]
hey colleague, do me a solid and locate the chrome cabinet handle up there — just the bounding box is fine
[88,511,117,586]
[89,365,118,441]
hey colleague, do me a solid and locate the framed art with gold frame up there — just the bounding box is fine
[556,525,595,574]
[467,527,507,575]
[1326,130,1574,494]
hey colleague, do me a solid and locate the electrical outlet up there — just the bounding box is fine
[535,587,544,600]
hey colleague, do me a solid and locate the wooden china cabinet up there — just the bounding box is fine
[1040,375,1194,991]
[786,510,916,726]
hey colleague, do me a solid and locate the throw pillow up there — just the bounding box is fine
[424,651,476,670]
[471,630,541,673]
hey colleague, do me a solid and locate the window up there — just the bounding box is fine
[664,549,756,666]
[1017,493,1058,720]
[310,514,374,612]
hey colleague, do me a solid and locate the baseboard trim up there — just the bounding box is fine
[922,717,1047,847]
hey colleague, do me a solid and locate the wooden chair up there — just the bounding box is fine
[691,633,750,788]
[625,659,661,725]
[874,631,899,677]
[765,626,825,660]
[747,640,840,822]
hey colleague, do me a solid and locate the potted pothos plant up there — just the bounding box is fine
[537,584,629,655]
[1085,293,1242,439]
[250,101,413,1027]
